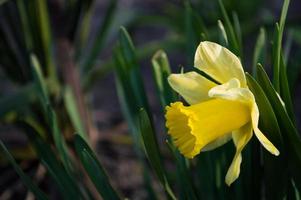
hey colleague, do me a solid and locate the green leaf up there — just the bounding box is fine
[33,0,56,81]
[166,141,199,200]
[0,141,49,200]
[272,0,290,92]
[81,0,117,73]
[279,55,296,124]
[138,109,176,200]
[246,73,287,199]
[118,27,151,115]
[218,0,240,56]
[232,12,242,56]
[217,20,228,46]
[151,50,176,109]
[256,64,301,191]
[23,123,83,200]
[31,54,49,111]
[47,107,74,176]
[184,0,206,67]
[31,54,74,175]
[74,134,120,200]
[114,28,159,199]
[64,86,87,141]
[252,28,266,76]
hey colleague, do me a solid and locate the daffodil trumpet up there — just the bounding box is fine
[165,41,279,185]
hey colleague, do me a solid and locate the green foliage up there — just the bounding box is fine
[74,134,121,200]
[1,0,301,199]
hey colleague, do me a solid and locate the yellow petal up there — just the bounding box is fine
[165,99,250,158]
[194,41,246,87]
[209,79,280,156]
[225,123,253,186]
[208,78,253,105]
[251,104,280,156]
[168,72,216,105]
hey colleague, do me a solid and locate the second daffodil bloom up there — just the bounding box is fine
[165,41,280,185]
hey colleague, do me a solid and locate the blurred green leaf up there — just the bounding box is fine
[33,0,56,81]
[23,123,83,200]
[64,86,87,141]
[31,54,49,111]
[218,0,240,56]
[151,50,176,109]
[246,73,287,199]
[279,55,296,125]
[252,28,266,76]
[138,109,176,200]
[256,64,301,191]
[74,134,120,200]
[217,20,228,46]
[119,26,151,114]
[81,0,117,73]
[16,0,33,51]
[166,141,199,200]
[232,12,242,56]
[184,0,207,67]
[32,54,74,176]
[114,27,159,199]
[272,0,290,92]
[0,141,49,200]
[47,107,74,175]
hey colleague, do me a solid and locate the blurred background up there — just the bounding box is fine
[0,0,301,199]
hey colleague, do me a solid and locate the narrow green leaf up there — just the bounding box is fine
[279,55,296,124]
[232,12,242,57]
[74,0,94,60]
[0,141,49,200]
[256,64,301,191]
[217,20,228,46]
[184,0,205,67]
[272,0,290,91]
[34,0,56,81]
[17,0,33,51]
[47,107,74,175]
[166,141,199,200]
[31,55,74,176]
[74,134,120,200]
[218,0,240,56]
[23,123,83,200]
[31,54,49,111]
[246,73,287,199]
[64,86,87,141]
[119,27,151,114]
[81,0,117,73]
[114,28,158,199]
[151,50,176,109]
[138,109,176,200]
[252,28,266,76]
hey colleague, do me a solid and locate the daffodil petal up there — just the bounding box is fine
[225,123,253,186]
[251,104,280,156]
[168,72,216,105]
[194,41,246,87]
[209,79,280,156]
[208,78,252,104]
[165,99,250,158]
[201,134,232,151]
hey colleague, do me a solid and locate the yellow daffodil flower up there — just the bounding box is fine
[165,41,279,185]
